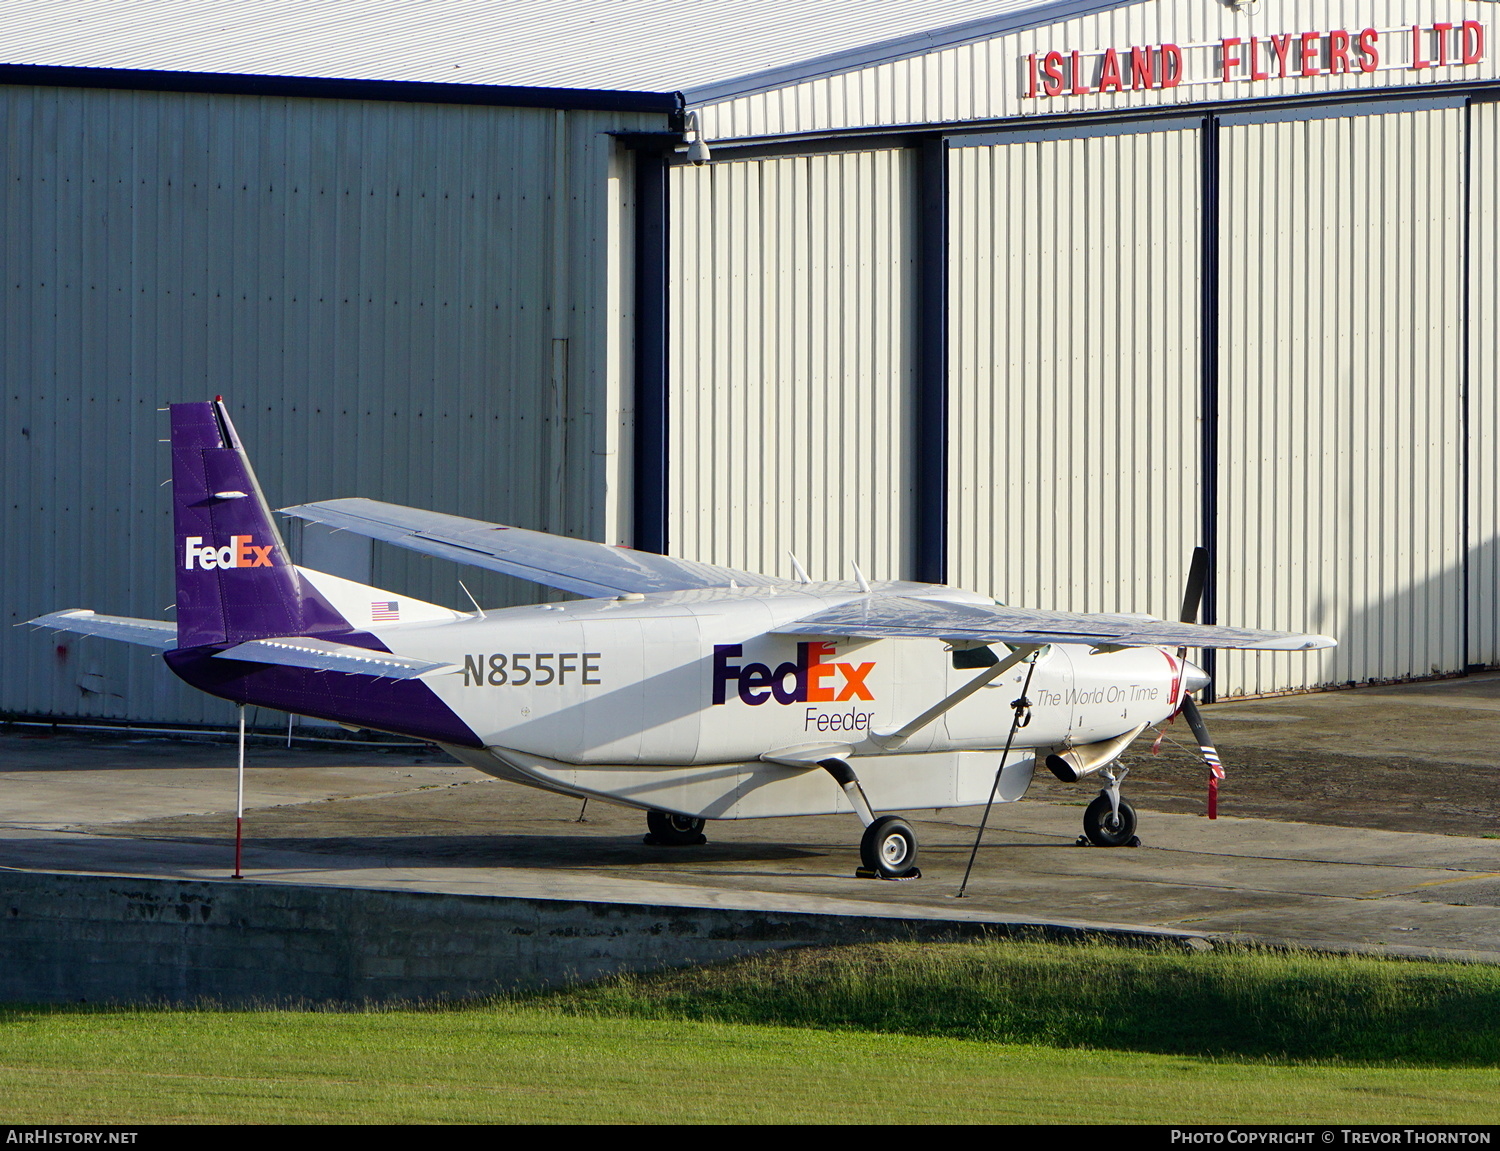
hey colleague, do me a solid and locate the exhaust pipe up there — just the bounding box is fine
[1045,722,1148,782]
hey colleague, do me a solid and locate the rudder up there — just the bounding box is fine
[171,399,354,648]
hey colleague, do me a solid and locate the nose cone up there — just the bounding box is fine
[1182,660,1211,695]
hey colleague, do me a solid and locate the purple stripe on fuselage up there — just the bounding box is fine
[164,647,482,748]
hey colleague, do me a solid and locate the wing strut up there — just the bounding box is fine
[868,644,1042,750]
[957,654,1041,899]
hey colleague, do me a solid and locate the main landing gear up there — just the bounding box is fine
[644,810,707,846]
[860,815,920,879]
[821,758,921,880]
[1078,766,1142,848]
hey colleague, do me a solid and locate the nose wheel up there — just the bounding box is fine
[644,810,707,846]
[1077,766,1142,847]
[1081,794,1138,846]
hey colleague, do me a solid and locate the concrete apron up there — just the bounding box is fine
[3,796,1500,1004]
[4,688,1500,1003]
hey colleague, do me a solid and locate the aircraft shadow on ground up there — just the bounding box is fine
[76,831,822,868]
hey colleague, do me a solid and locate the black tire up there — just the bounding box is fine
[860,815,919,878]
[646,810,707,846]
[1083,794,1138,847]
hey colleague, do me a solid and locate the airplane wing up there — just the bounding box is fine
[280,498,787,597]
[774,596,1337,651]
[28,610,177,649]
[215,637,459,680]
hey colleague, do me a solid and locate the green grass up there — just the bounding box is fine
[1,1010,1496,1124]
[535,938,1500,1065]
[2,940,1498,1123]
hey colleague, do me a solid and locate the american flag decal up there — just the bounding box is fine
[371,600,400,621]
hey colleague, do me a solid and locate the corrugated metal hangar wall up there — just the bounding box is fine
[10,0,1500,723]
[667,0,1500,701]
[668,151,918,584]
[668,101,1483,699]
[2,80,666,723]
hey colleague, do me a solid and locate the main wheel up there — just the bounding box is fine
[645,810,707,846]
[1083,794,1138,847]
[860,815,919,878]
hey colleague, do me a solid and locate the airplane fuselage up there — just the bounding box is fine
[169,575,1188,821]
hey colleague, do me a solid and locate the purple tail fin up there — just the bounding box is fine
[171,400,356,648]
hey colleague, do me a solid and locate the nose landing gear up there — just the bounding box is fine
[1078,765,1142,847]
[1082,793,1138,846]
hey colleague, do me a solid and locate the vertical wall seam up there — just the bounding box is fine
[632,143,670,555]
[917,133,949,584]
[1200,113,1221,701]
[1463,97,1475,671]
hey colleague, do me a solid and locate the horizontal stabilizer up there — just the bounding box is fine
[774,596,1337,652]
[279,498,788,597]
[27,610,177,649]
[215,637,460,679]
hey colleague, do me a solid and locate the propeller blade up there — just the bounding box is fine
[1167,547,1223,817]
[1175,546,1211,705]
[1179,695,1224,820]
[1179,545,1209,625]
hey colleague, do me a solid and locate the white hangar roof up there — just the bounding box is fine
[4,0,1498,135]
[0,0,1123,100]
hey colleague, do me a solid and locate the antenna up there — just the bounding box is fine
[788,552,812,583]
[851,561,871,594]
[458,580,486,619]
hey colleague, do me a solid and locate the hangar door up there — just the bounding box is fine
[1216,105,1465,697]
[1466,98,1500,670]
[667,151,918,583]
[946,123,1203,623]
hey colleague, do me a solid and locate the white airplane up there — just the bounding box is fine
[31,400,1335,879]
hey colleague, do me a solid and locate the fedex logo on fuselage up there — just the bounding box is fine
[183,535,273,570]
[712,642,874,706]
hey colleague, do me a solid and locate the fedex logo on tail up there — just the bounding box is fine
[183,536,274,570]
[713,642,875,706]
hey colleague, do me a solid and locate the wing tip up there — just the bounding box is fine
[1211,633,1338,651]
[26,608,95,626]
